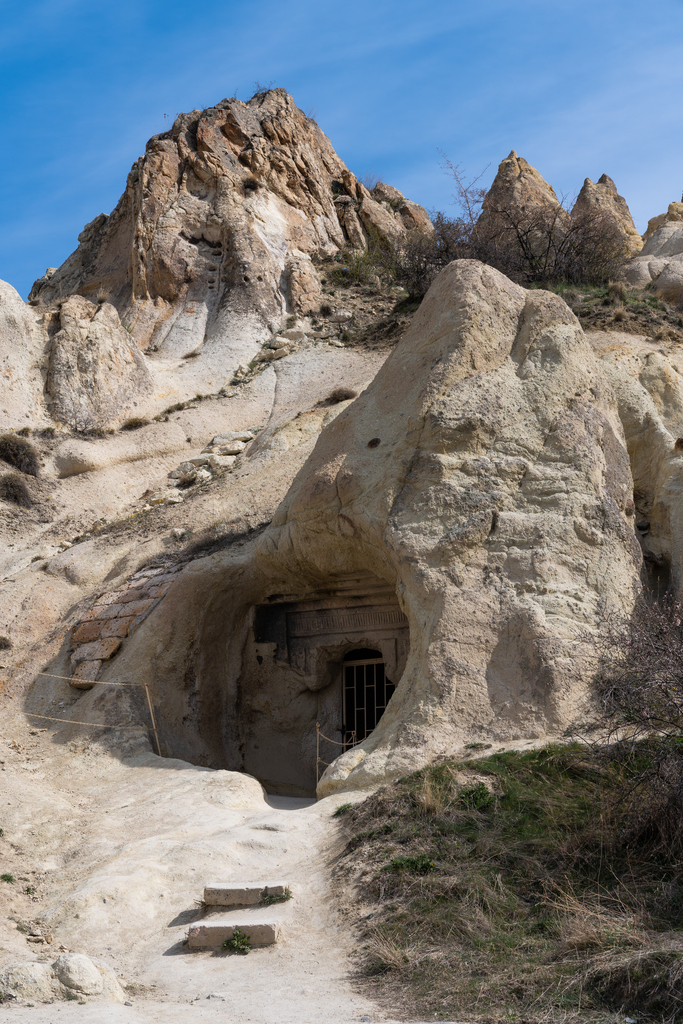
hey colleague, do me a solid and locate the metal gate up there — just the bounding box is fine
[342,649,395,750]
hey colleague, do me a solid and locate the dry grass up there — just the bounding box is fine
[0,472,32,507]
[336,745,683,1022]
[0,434,39,476]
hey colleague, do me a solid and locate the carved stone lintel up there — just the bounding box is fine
[287,605,407,638]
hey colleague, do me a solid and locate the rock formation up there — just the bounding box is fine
[477,153,641,275]
[23,89,431,427]
[642,200,683,242]
[571,174,642,257]
[624,200,683,300]
[478,150,565,225]
[75,260,641,796]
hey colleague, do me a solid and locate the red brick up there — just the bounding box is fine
[70,661,101,688]
[80,606,108,623]
[70,638,121,664]
[117,589,148,604]
[115,599,153,617]
[100,616,135,639]
[72,620,105,644]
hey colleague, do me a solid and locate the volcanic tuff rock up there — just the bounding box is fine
[25,89,431,423]
[589,328,683,589]
[624,201,683,300]
[643,200,683,242]
[45,295,153,430]
[477,149,567,230]
[572,174,642,257]
[94,260,641,794]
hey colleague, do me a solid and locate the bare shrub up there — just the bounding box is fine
[436,154,630,289]
[243,175,260,192]
[590,594,683,854]
[472,200,630,286]
[0,473,32,507]
[0,434,39,476]
[318,387,358,407]
[0,636,12,650]
[120,417,150,431]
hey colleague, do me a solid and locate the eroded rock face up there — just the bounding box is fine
[572,174,642,257]
[101,260,641,796]
[46,296,153,430]
[29,89,431,370]
[477,150,567,231]
[643,200,683,243]
[589,330,683,591]
[258,260,640,793]
[624,205,683,299]
[0,280,51,431]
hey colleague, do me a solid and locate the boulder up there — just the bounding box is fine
[625,209,683,300]
[643,200,683,243]
[0,954,125,1003]
[46,296,152,431]
[589,330,683,589]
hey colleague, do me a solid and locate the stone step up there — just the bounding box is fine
[203,882,289,906]
[188,918,281,949]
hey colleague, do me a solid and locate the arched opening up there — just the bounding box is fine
[342,648,395,750]
[237,575,409,796]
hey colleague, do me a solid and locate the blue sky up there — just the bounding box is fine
[1,0,682,298]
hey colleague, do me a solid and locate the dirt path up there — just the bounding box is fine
[0,720,386,1023]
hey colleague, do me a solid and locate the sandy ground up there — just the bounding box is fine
[0,318,409,1022]
[0,715,390,1023]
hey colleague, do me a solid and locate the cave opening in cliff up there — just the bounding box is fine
[241,576,409,797]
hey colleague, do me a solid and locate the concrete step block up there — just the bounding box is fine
[188,919,281,949]
[203,882,289,906]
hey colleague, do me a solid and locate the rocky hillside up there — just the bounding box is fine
[19,89,431,433]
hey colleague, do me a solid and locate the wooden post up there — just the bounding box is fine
[144,684,162,756]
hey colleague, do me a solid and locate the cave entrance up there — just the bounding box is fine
[245,575,410,796]
[342,648,395,750]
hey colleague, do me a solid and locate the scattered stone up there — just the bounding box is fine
[205,454,236,471]
[149,491,183,506]
[168,461,200,478]
[211,431,254,445]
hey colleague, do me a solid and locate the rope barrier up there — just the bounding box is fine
[24,713,147,731]
[28,672,162,755]
[316,722,358,784]
[35,671,138,686]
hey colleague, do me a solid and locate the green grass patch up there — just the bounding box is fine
[338,744,683,1022]
[221,927,251,955]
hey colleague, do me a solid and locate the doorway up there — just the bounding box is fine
[342,648,395,750]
